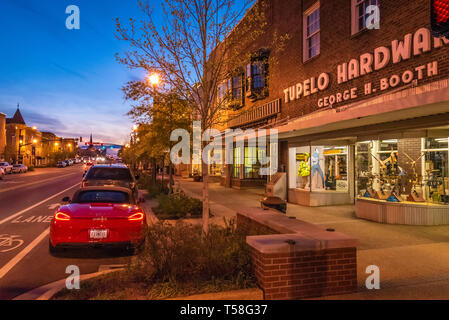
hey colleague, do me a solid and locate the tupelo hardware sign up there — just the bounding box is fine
[283,27,449,109]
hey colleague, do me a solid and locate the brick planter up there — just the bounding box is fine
[237,208,358,300]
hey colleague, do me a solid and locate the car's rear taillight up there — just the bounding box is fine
[55,212,71,221]
[128,212,144,221]
[82,181,88,187]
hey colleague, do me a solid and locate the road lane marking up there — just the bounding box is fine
[0,234,24,253]
[0,183,79,226]
[11,216,53,223]
[0,228,49,279]
[48,203,60,210]
[0,172,80,194]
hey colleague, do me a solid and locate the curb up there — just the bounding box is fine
[138,190,159,225]
[13,269,123,300]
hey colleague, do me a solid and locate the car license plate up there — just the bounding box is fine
[89,229,108,239]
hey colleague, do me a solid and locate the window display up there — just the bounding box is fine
[244,147,263,179]
[232,145,267,180]
[323,147,348,191]
[356,137,449,205]
[296,150,310,189]
[233,147,241,178]
[289,145,348,192]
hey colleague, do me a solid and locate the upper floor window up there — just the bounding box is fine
[303,2,320,62]
[351,0,380,35]
[218,82,225,101]
[217,79,231,102]
[251,62,264,89]
[245,49,269,102]
[232,75,243,100]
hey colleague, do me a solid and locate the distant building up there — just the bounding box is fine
[5,107,77,166]
[5,107,29,165]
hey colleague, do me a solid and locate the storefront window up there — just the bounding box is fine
[356,137,449,205]
[233,147,241,178]
[425,137,448,150]
[207,149,223,177]
[378,139,398,152]
[289,145,348,192]
[423,139,449,203]
[209,163,223,176]
[321,146,348,191]
[244,147,265,179]
[355,141,373,193]
[290,147,310,190]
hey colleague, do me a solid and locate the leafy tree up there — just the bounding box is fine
[124,86,191,194]
[115,0,287,234]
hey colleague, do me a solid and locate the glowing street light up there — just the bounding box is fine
[33,139,38,144]
[147,73,160,86]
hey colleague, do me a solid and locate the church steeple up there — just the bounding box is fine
[6,104,26,125]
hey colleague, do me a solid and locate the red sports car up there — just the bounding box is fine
[49,186,147,253]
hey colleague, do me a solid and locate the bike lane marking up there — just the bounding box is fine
[0,228,49,279]
[0,235,24,253]
[0,182,79,226]
[0,183,81,280]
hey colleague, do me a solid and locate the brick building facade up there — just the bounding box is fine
[213,0,449,222]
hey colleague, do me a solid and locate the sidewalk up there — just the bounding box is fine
[177,177,449,300]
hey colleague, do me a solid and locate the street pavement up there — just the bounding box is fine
[177,178,449,299]
[0,165,131,300]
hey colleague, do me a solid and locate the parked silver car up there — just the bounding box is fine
[12,164,28,173]
[0,162,13,174]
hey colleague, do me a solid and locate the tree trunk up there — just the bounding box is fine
[169,163,173,194]
[161,157,165,192]
[202,161,209,235]
[151,158,157,185]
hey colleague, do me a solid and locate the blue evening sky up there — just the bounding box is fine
[0,0,151,144]
[0,0,251,145]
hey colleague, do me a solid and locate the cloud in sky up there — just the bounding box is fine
[0,0,143,145]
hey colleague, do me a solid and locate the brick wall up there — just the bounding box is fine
[237,212,280,236]
[223,0,449,128]
[252,247,357,300]
[237,208,358,300]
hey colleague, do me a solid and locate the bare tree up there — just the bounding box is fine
[115,0,284,234]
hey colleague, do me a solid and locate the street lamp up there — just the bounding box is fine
[147,73,160,86]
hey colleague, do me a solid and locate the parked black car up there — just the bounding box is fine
[82,164,139,200]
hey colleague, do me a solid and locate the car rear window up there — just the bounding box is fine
[85,167,132,181]
[75,191,129,204]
